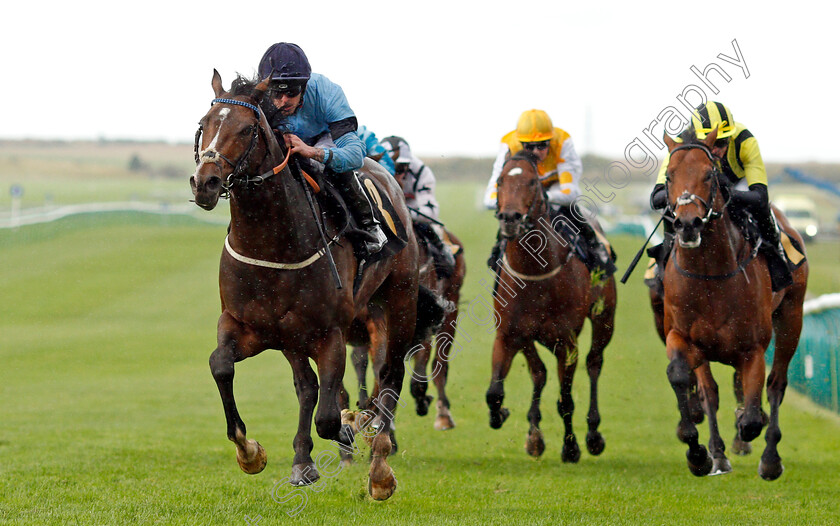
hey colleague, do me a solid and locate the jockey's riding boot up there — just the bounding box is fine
[577,218,617,277]
[429,223,456,278]
[335,171,388,255]
[756,208,793,292]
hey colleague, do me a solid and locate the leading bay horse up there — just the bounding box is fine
[487,150,617,460]
[190,71,433,500]
[659,127,808,479]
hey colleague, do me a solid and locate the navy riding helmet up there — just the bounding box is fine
[258,42,311,89]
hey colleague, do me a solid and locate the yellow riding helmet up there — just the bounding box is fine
[692,101,736,139]
[514,109,555,143]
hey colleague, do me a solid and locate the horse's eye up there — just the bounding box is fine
[704,170,713,181]
[241,125,253,136]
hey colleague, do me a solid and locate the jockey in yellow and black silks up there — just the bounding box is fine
[649,101,794,291]
[484,109,615,276]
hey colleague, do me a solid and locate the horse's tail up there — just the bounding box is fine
[412,285,449,347]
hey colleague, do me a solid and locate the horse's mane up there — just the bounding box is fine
[229,74,260,96]
[511,149,540,164]
[677,124,701,145]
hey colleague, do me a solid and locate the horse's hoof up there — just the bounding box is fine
[731,436,753,456]
[434,414,456,431]
[235,440,267,474]
[759,458,784,481]
[561,436,581,463]
[586,430,605,456]
[710,457,732,476]
[368,467,397,501]
[489,407,510,429]
[290,462,320,486]
[525,429,545,457]
[415,395,433,416]
[686,445,713,477]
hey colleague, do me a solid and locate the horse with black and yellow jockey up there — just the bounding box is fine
[484,109,616,276]
[648,101,795,292]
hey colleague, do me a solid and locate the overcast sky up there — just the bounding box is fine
[2,0,836,163]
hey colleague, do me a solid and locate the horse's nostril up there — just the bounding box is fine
[673,218,683,231]
[692,217,703,229]
[206,176,221,191]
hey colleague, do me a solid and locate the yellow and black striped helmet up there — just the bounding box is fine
[691,101,735,139]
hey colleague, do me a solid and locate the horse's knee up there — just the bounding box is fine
[666,359,691,390]
[209,348,234,381]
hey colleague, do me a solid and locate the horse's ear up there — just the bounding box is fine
[703,125,719,148]
[663,133,677,151]
[212,69,224,97]
[254,76,271,103]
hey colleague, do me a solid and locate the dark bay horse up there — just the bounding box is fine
[352,226,466,432]
[487,151,617,460]
[659,128,808,479]
[190,71,431,500]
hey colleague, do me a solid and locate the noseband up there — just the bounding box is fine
[497,160,547,237]
[664,142,725,226]
[193,98,269,198]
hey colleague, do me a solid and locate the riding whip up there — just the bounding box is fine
[291,157,343,289]
[620,215,664,284]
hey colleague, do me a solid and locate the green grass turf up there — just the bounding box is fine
[1,182,839,525]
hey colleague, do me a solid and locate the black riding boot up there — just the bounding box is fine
[756,208,793,291]
[335,171,388,255]
[570,214,616,277]
[416,222,455,279]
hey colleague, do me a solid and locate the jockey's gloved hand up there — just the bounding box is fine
[650,184,668,210]
[729,184,768,213]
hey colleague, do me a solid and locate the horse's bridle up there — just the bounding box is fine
[496,158,547,238]
[194,97,280,198]
[663,142,726,226]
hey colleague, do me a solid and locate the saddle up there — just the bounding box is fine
[309,168,409,265]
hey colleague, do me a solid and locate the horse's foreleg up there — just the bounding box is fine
[409,340,433,417]
[731,370,752,455]
[209,315,266,475]
[759,303,802,481]
[486,336,515,429]
[350,345,370,408]
[736,351,767,445]
[522,343,546,457]
[367,301,413,501]
[283,351,320,486]
[666,331,712,476]
[585,295,614,457]
[314,328,347,443]
[695,364,730,475]
[555,341,581,463]
[432,284,461,431]
[432,328,455,430]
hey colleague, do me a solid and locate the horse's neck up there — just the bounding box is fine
[675,211,744,273]
[506,211,570,273]
[228,152,321,259]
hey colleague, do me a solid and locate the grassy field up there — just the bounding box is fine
[1,181,839,525]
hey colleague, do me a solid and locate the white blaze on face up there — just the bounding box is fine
[194,108,231,173]
[506,167,523,177]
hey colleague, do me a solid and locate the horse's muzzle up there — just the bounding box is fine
[497,211,524,240]
[190,173,222,210]
[674,216,703,248]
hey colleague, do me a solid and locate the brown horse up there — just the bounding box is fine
[190,71,436,500]
[352,226,466,433]
[659,128,808,479]
[486,150,617,460]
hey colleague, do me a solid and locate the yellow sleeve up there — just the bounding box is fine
[738,136,767,187]
[656,153,670,185]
